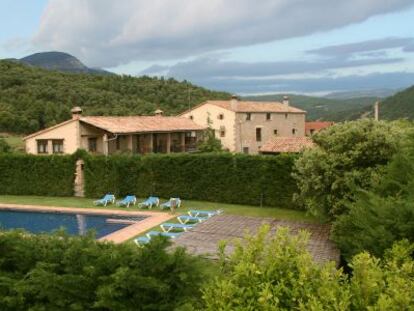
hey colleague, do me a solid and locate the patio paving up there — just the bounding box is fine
[172,214,340,265]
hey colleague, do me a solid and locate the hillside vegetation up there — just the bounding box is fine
[379,85,414,120]
[0,61,230,134]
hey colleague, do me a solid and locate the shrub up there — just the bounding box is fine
[293,119,403,219]
[0,230,208,310]
[0,154,76,196]
[83,153,298,208]
[331,194,414,260]
[201,226,414,310]
[332,130,414,260]
[0,138,11,153]
[202,226,349,310]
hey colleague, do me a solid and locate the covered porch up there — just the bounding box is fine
[82,131,200,155]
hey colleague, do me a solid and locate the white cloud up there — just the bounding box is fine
[33,0,413,67]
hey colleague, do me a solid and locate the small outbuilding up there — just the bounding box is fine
[259,137,315,154]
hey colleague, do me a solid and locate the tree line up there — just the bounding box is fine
[0,61,230,134]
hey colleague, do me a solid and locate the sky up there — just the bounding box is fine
[1,0,414,95]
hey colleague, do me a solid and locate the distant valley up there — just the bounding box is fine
[0,52,413,135]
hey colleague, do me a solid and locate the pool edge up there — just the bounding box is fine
[0,203,175,244]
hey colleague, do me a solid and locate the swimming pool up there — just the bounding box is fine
[0,209,148,239]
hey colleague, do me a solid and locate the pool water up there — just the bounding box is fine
[0,210,147,238]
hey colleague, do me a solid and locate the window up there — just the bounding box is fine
[218,113,224,120]
[52,140,64,154]
[310,129,315,135]
[292,128,297,135]
[256,128,262,142]
[266,113,271,120]
[219,126,226,137]
[273,129,278,135]
[243,147,249,154]
[285,113,288,119]
[189,115,194,120]
[88,137,97,152]
[37,140,48,154]
[246,113,251,121]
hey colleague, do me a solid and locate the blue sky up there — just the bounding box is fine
[1,0,414,95]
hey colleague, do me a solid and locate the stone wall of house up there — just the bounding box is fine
[181,103,237,151]
[234,112,306,154]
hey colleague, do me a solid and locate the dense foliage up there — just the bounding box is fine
[202,226,414,310]
[83,153,297,208]
[293,119,403,219]
[197,116,223,152]
[0,231,207,310]
[0,154,76,196]
[0,138,11,153]
[332,131,414,260]
[377,85,414,120]
[0,61,230,134]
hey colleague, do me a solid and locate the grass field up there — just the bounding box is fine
[0,195,317,223]
[0,134,25,152]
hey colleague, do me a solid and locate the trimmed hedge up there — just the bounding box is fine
[0,154,76,196]
[84,153,298,208]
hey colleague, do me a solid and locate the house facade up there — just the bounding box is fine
[180,96,306,154]
[24,107,205,155]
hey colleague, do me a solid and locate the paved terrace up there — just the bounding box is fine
[0,203,174,243]
[172,215,340,265]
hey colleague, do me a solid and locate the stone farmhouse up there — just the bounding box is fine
[24,107,205,155]
[180,96,306,154]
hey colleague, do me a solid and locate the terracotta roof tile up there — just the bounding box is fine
[183,100,306,114]
[260,137,315,153]
[80,116,205,133]
[305,121,334,131]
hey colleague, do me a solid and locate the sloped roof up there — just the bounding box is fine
[180,100,306,115]
[80,116,205,134]
[260,136,315,153]
[305,121,334,131]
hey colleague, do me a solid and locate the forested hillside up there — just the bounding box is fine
[379,85,414,119]
[0,61,230,134]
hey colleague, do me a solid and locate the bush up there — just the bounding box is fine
[83,153,298,208]
[0,230,208,310]
[201,226,414,310]
[0,138,11,153]
[331,194,414,260]
[293,119,403,219]
[331,130,414,260]
[0,154,76,196]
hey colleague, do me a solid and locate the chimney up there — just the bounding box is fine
[231,94,239,110]
[374,101,380,121]
[154,109,164,116]
[282,95,289,106]
[71,106,83,120]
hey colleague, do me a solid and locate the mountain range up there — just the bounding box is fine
[0,52,413,134]
[8,51,111,75]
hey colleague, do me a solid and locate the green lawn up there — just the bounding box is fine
[0,195,317,223]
